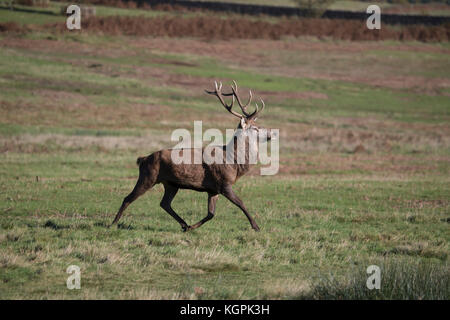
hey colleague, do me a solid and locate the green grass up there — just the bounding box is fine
[0,4,64,24]
[1,160,449,298]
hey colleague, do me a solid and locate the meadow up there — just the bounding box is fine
[0,2,449,299]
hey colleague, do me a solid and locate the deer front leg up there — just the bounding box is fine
[221,185,260,231]
[190,193,219,230]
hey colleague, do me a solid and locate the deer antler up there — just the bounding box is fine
[250,98,264,120]
[222,80,253,117]
[206,81,265,120]
[205,81,242,119]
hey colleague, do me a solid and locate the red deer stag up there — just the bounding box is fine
[111,81,272,232]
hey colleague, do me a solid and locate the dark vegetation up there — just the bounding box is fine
[0,13,448,42]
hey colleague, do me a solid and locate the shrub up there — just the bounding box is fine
[44,15,449,42]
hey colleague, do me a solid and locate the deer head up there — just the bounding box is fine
[205,80,272,144]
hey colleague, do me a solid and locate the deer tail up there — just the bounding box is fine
[136,156,146,166]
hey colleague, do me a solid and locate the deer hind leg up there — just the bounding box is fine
[221,185,260,231]
[190,193,219,230]
[111,179,148,226]
[160,183,190,232]
[111,164,157,226]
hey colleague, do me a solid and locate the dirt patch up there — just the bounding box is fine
[276,153,450,176]
[132,37,450,57]
[281,120,450,154]
[0,97,170,129]
[35,89,91,105]
[258,90,328,101]
[0,36,139,60]
[0,132,170,153]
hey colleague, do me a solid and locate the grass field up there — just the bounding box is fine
[0,3,449,299]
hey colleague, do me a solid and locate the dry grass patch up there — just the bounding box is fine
[262,278,311,299]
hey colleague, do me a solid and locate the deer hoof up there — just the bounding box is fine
[182,225,192,232]
[252,225,260,232]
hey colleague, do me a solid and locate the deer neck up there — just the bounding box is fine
[226,131,258,178]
